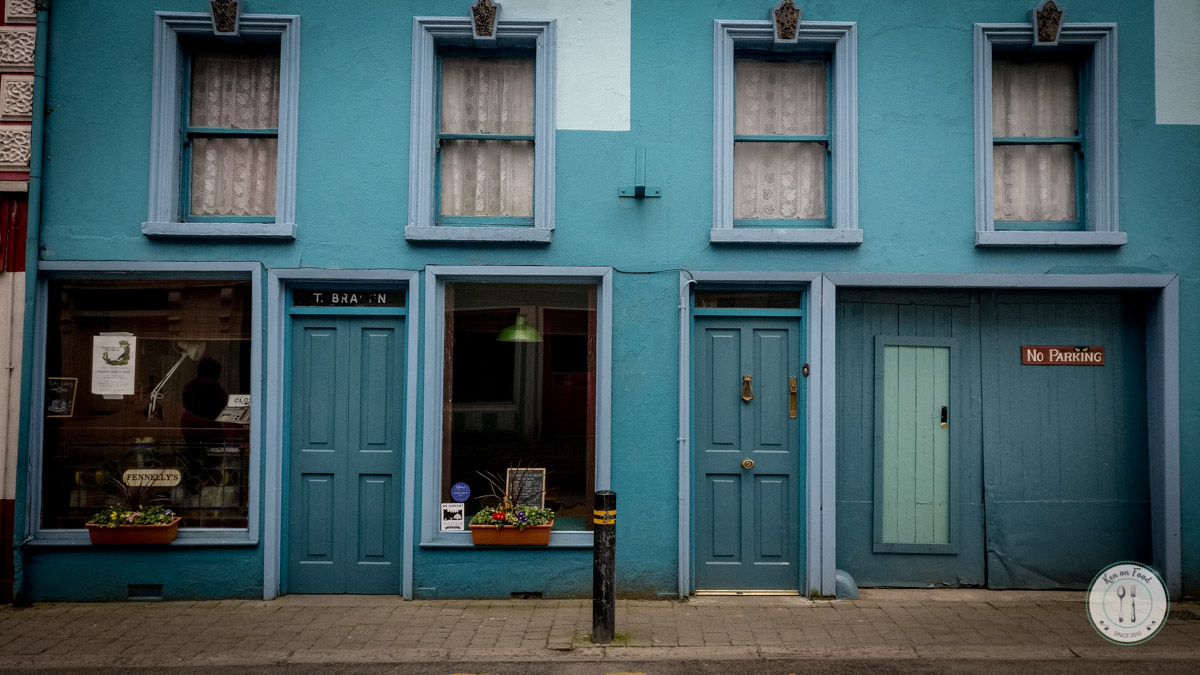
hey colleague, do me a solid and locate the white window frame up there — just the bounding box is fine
[974,23,1122,247]
[712,20,860,245]
[26,262,263,546]
[407,18,556,244]
[420,266,611,547]
[143,12,300,239]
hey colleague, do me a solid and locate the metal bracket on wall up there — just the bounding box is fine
[618,147,662,199]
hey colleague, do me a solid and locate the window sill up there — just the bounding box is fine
[975,230,1127,247]
[26,529,258,547]
[143,221,297,239]
[405,225,552,244]
[710,228,863,245]
[420,530,594,549]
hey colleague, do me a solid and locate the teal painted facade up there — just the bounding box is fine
[12,0,1198,601]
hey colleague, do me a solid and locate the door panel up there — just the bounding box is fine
[982,292,1149,589]
[300,474,334,559]
[695,316,802,591]
[834,291,985,587]
[289,316,405,594]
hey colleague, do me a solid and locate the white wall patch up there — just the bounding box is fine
[503,0,630,131]
[1156,0,1200,125]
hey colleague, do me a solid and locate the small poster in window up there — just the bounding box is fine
[505,468,547,508]
[45,377,78,417]
[441,502,465,530]
[91,335,136,396]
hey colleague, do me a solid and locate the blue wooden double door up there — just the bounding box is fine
[694,316,804,592]
[288,316,405,594]
[836,290,1150,589]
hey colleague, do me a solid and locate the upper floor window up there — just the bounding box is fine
[143,12,299,239]
[408,18,556,243]
[974,23,1121,247]
[992,58,1080,226]
[184,48,280,222]
[734,58,829,226]
[713,20,859,245]
[438,53,535,225]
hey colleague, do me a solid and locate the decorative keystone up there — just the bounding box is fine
[472,0,501,43]
[1031,0,1064,47]
[773,0,802,44]
[209,0,241,37]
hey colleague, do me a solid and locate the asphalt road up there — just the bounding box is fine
[6,660,1199,675]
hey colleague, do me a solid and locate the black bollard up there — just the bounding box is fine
[592,490,616,643]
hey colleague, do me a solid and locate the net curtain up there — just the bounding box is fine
[440,57,535,218]
[992,60,1079,222]
[734,59,827,221]
[188,52,280,218]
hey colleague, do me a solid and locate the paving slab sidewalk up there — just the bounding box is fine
[0,590,1198,670]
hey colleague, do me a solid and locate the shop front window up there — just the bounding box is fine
[442,283,596,531]
[41,280,252,529]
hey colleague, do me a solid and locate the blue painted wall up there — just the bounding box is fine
[24,0,1200,598]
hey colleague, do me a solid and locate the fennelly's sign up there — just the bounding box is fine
[1022,345,1105,366]
[122,469,182,487]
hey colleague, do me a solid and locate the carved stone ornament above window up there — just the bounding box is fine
[1031,0,1064,46]
[471,0,501,42]
[209,0,241,36]
[772,0,802,44]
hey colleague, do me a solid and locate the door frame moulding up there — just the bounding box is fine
[823,272,1180,596]
[266,269,420,600]
[678,271,831,598]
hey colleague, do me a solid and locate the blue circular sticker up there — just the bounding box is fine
[450,482,471,502]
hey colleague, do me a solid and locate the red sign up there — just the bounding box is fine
[1021,345,1105,366]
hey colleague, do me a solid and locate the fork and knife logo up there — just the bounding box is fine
[1086,562,1170,645]
[1115,584,1137,623]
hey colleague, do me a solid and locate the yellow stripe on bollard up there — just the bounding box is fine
[593,509,616,525]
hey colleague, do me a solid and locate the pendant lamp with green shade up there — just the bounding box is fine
[497,315,542,342]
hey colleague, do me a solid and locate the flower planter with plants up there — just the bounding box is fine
[86,505,181,545]
[84,471,183,545]
[469,500,555,546]
[468,466,554,546]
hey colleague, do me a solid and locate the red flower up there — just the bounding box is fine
[493,512,506,520]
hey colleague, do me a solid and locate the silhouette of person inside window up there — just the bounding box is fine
[180,357,227,484]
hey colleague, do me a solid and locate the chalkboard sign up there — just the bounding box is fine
[505,468,547,508]
[46,377,78,418]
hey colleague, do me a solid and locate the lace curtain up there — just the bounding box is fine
[189,52,280,217]
[440,58,535,218]
[734,60,827,220]
[992,60,1078,222]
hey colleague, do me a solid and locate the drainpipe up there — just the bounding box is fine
[11,0,49,605]
[676,274,694,599]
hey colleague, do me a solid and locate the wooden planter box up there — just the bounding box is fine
[86,517,181,545]
[469,523,553,546]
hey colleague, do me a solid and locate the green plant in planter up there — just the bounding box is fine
[88,504,176,528]
[469,498,555,530]
[469,467,554,530]
[87,472,178,528]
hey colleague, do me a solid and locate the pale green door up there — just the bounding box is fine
[874,338,956,554]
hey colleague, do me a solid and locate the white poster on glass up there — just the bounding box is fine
[91,334,136,396]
